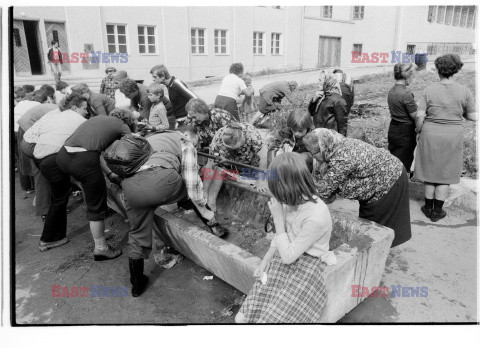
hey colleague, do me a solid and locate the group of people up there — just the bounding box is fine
[13,53,475,323]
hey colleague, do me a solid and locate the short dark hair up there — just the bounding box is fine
[229,63,244,76]
[268,153,317,206]
[51,40,58,46]
[14,86,26,99]
[27,90,48,103]
[71,83,91,95]
[105,66,117,74]
[185,98,210,115]
[150,65,171,79]
[22,85,35,93]
[40,84,55,99]
[333,69,343,74]
[60,92,87,112]
[393,63,414,80]
[109,108,136,132]
[119,78,139,95]
[434,54,463,78]
[286,109,313,131]
[56,81,69,91]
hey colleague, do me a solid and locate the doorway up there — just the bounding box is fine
[23,21,43,75]
[318,36,341,68]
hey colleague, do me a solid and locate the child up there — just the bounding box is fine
[144,83,170,133]
[239,74,257,119]
[267,109,314,166]
[235,152,336,323]
[100,67,118,100]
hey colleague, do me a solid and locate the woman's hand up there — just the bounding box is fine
[253,260,268,278]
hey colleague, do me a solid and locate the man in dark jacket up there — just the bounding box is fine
[71,83,115,117]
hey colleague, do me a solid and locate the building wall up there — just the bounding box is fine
[13,6,476,82]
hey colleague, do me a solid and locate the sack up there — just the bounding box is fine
[103,134,153,178]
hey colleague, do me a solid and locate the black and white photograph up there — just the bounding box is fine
[2,1,479,344]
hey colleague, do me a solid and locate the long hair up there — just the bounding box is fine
[268,153,317,206]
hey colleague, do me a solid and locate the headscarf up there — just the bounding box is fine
[312,71,343,113]
[303,128,345,175]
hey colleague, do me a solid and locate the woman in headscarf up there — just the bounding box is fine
[303,128,411,248]
[387,63,417,175]
[308,71,348,136]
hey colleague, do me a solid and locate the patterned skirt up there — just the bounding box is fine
[239,252,327,323]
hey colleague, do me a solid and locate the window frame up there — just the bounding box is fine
[453,6,462,26]
[322,6,333,19]
[436,6,446,24]
[466,7,475,28]
[352,43,363,56]
[427,6,437,22]
[270,32,282,55]
[106,23,129,55]
[253,31,265,55]
[460,6,468,27]
[137,25,158,55]
[352,6,365,20]
[445,6,454,25]
[191,27,207,55]
[214,29,229,55]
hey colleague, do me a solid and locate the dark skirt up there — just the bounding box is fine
[214,95,239,120]
[239,252,327,323]
[414,122,463,185]
[359,167,411,247]
[388,120,416,172]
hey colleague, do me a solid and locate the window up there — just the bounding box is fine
[407,45,416,54]
[253,32,264,54]
[436,6,445,24]
[460,7,468,27]
[191,28,206,54]
[271,33,281,55]
[106,24,127,54]
[353,6,364,20]
[445,6,454,25]
[323,6,333,18]
[138,26,156,54]
[214,29,228,54]
[467,7,475,28]
[453,6,462,26]
[427,6,436,22]
[13,28,22,47]
[52,30,59,43]
[353,43,363,55]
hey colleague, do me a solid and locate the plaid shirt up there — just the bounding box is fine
[100,76,118,100]
[180,138,207,206]
[184,107,234,149]
[210,122,263,167]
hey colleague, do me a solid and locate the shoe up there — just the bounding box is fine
[421,206,432,218]
[177,199,195,210]
[430,209,447,222]
[129,258,149,297]
[209,223,228,238]
[39,237,69,252]
[41,214,47,222]
[93,247,122,261]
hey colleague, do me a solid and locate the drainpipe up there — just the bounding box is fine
[299,6,305,70]
[393,6,404,53]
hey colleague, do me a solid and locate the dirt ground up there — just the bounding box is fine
[14,171,477,324]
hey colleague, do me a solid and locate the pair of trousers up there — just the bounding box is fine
[214,95,239,120]
[32,161,51,216]
[56,148,107,221]
[122,167,188,259]
[35,154,71,243]
[388,121,416,172]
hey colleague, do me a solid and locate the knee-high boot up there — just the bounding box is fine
[128,258,148,297]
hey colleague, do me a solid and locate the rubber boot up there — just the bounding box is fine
[128,258,148,297]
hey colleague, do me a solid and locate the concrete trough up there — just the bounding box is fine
[107,180,394,322]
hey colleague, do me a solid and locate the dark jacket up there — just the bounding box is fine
[166,76,197,119]
[267,127,312,166]
[47,48,63,64]
[87,92,115,117]
[309,93,348,136]
[339,82,354,115]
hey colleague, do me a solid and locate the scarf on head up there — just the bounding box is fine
[313,72,343,113]
[304,128,345,175]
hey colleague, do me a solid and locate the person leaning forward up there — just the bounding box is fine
[120,128,226,297]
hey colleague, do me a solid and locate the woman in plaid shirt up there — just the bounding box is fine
[100,67,118,100]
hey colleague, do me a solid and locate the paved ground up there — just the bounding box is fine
[14,171,477,324]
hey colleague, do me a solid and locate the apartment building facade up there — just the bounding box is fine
[12,5,476,82]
